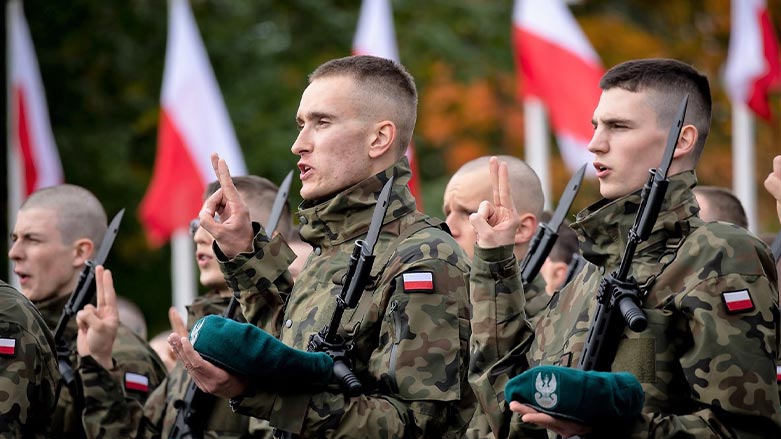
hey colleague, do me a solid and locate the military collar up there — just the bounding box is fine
[186,290,233,328]
[33,292,72,333]
[297,157,417,247]
[572,170,700,269]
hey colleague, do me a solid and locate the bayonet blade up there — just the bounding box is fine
[364,177,394,255]
[265,170,293,234]
[93,209,124,266]
[657,94,689,179]
[548,164,587,232]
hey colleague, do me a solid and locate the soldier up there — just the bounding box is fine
[0,280,60,438]
[443,155,547,317]
[76,175,294,438]
[693,185,749,228]
[469,59,781,438]
[8,184,167,438]
[167,55,473,438]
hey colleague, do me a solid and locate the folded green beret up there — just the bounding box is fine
[504,365,644,424]
[189,315,334,389]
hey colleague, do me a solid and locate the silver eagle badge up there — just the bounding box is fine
[534,371,559,409]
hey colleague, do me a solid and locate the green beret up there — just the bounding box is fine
[189,315,334,390]
[504,365,644,423]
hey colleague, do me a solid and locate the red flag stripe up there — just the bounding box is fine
[747,8,781,119]
[14,87,38,196]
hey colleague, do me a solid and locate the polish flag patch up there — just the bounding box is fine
[125,372,150,393]
[722,289,754,313]
[0,338,16,356]
[402,272,434,292]
[776,365,781,383]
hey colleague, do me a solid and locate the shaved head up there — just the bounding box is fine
[21,184,107,246]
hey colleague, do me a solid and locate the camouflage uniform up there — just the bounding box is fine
[79,291,272,438]
[221,158,474,438]
[471,171,781,438]
[466,259,548,439]
[34,292,167,438]
[0,281,60,439]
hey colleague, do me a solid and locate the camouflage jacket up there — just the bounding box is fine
[0,281,60,439]
[221,158,474,438]
[474,171,781,438]
[523,274,549,321]
[34,292,167,438]
[79,291,271,439]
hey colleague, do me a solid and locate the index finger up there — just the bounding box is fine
[95,265,117,313]
[497,160,515,211]
[490,156,501,207]
[168,306,188,338]
[210,153,241,204]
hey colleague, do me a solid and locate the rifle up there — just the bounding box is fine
[54,209,125,401]
[170,170,293,439]
[307,177,394,396]
[520,164,586,287]
[578,95,689,372]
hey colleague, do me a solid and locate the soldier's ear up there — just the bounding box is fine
[72,238,94,268]
[515,213,538,246]
[673,124,697,159]
[368,120,396,160]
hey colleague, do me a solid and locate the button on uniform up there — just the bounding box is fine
[313,246,321,256]
[285,319,293,328]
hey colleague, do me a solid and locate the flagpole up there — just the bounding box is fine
[524,98,552,210]
[7,1,21,289]
[732,103,757,232]
[171,229,196,319]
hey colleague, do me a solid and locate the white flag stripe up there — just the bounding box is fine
[723,290,751,302]
[162,0,246,180]
[403,272,432,282]
[0,338,15,348]
[352,0,399,61]
[125,372,149,386]
[8,0,63,191]
[724,0,767,104]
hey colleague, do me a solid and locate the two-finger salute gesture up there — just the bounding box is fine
[469,156,521,249]
[200,153,253,258]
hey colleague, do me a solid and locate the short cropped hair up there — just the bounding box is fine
[21,184,107,246]
[454,155,544,219]
[693,185,748,228]
[310,55,418,157]
[205,176,295,241]
[600,59,712,164]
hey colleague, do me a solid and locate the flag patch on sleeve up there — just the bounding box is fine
[776,365,781,383]
[124,372,150,393]
[0,338,16,356]
[722,289,755,313]
[402,272,434,292]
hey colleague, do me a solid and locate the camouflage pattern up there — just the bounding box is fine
[221,158,474,438]
[523,274,549,321]
[79,291,272,439]
[0,281,60,439]
[473,171,781,438]
[34,291,168,438]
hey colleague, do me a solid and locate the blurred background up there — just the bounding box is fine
[3,0,780,336]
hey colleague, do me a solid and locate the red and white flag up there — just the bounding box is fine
[7,0,64,199]
[0,338,16,356]
[724,0,781,120]
[512,0,604,173]
[139,0,246,246]
[352,0,423,208]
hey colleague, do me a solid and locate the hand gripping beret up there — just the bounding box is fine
[189,315,334,389]
[504,365,644,424]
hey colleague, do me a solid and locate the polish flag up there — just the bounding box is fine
[724,0,780,120]
[353,0,423,208]
[124,372,150,393]
[7,0,64,199]
[139,0,246,246]
[0,338,16,356]
[512,0,604,173]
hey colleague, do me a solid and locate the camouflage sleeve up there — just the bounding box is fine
[218,223,296,336]
[109,326,168,405]
[467,244,535,439]
[631,270,781,438]
[79,354,150,439]
[232,257,472,438]
[0,321,59,439]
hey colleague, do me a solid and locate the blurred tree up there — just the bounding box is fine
[2,0,779,334]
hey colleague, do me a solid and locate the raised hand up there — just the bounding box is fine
[469,156,521,249]
[764,155,781,225]
[76,265,119,370]
[200,153,253,258]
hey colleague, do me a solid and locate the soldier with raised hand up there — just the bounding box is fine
[168,55,473,438]
[76,176,293,438]
[8,184,167,438]
[0,280,60,439]
[470,59,781,438]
